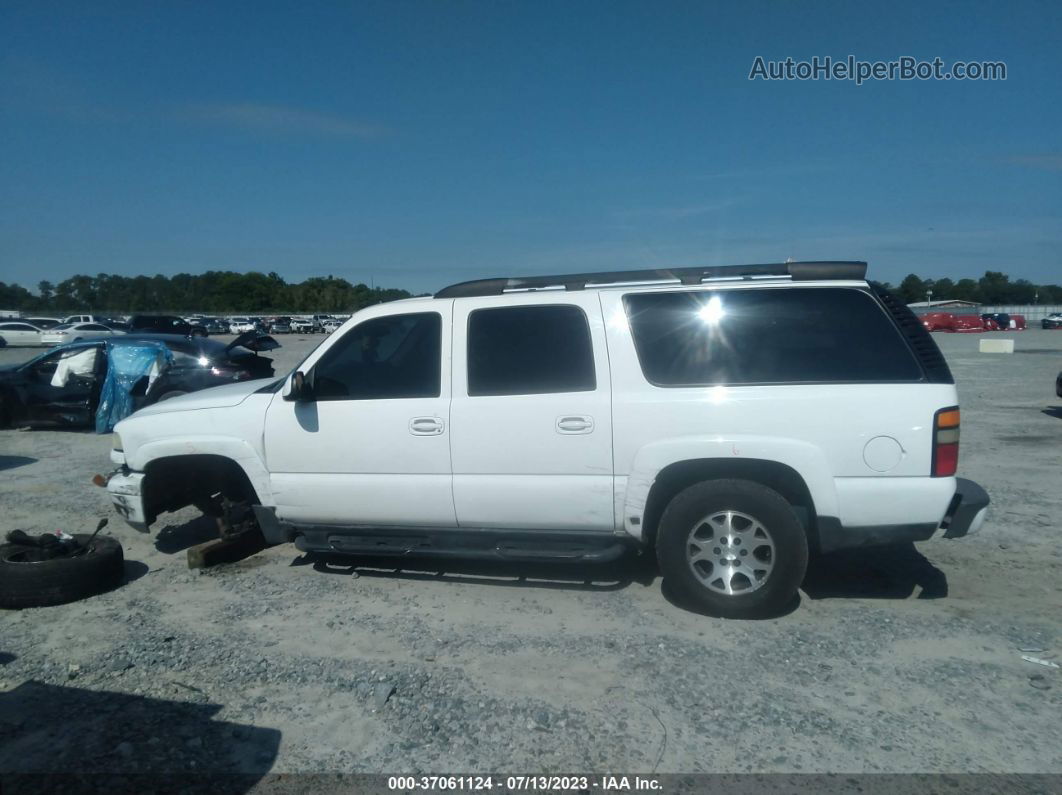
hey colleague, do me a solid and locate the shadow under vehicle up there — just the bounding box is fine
[0,332,279,429]
[0,680,280,789]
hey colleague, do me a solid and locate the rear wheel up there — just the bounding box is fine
[656,479,807,619]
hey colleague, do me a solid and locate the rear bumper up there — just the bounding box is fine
[940,477,990,539]
[815,477,989,552]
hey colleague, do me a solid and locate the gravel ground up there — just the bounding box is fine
[0,330,1060,779]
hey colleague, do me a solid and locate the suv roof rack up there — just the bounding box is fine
[434,260,867,299]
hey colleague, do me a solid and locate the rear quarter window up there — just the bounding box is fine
[624,287,923,386]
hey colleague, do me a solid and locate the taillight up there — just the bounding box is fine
[932,406,960,477]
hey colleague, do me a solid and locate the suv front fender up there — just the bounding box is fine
[620,435,838,541]
[128,436,274,507]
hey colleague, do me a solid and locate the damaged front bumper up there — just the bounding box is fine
[939,477,990,538]
[106,470,149,533]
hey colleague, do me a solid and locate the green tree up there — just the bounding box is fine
[978,271,1012,303]
[37,280,55,308]
[0,281,36,309]
[898,273,930,303]
[952,279,980,302]
[931,277,955,297]
[1010,279,1037,304]
[1040,284,1062,302]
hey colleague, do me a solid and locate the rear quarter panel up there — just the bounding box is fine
[598,287,960,534]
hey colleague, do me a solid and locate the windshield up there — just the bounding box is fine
[18,342,98,370]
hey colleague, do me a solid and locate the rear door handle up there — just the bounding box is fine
[409,416,445,436]
[556,415,594,434]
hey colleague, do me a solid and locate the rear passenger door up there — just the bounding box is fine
[450,295,615,531]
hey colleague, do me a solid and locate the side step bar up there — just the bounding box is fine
[294,527,635,563]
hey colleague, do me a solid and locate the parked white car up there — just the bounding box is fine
[0,321,45,347]
[228,317,257,334]
[107,261,989,618]
[23,317,63,330]
[41,322,125,345]
[62,314,101,324]
[321,318,342,333]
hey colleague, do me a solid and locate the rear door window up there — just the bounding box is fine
[467,305,596,396]
[624,287,922,385]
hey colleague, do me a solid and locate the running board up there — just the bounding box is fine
[294,527,634,563]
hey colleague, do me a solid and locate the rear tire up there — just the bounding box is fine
[0,535,125,608]
[656,479,807,619]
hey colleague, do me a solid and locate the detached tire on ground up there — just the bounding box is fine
[0,535,125,608]
[656,479,808,619]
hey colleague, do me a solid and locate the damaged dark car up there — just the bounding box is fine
[0,331,279,429]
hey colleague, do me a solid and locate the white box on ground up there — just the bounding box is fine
[980,338,1015,354]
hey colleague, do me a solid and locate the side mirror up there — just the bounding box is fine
[283,370,313,402]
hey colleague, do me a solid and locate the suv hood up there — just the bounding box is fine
[132,378,274,417]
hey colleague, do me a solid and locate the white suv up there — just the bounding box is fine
[228,317,257,334]
[106,261,989,618]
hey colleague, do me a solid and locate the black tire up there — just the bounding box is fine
[0,535,125,608]
[156,390,188,402]
[656,479,808,619]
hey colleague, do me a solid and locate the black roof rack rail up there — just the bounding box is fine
[434,260,867,299]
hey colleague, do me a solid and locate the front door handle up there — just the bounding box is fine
[556,415,594,434]
[409,416,445,436]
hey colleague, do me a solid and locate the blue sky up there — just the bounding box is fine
[1,0,1060,293]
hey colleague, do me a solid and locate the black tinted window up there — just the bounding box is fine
[625,288,922,386]
[467,305,596,396]
[312,313,441,400]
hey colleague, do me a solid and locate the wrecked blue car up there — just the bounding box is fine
[0,332,279,431]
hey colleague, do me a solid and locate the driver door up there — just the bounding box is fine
[23,345,106,425]
[263,305,455,527]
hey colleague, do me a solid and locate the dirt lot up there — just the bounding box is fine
[1,330,1060,779]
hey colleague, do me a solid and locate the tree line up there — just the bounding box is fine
[0,271,415,314]
[884,270,1062,305]
[1,268,1059,314]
